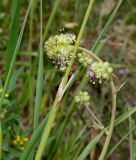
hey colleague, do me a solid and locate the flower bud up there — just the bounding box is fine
[77,52,93,67]
[87,61,113,83]
[75,91,90,106]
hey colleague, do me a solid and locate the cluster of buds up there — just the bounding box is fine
[44,33,76,71]
[75,91,90,106]
[77,52,93,67]
[12,135,29,151]
[0,88,9,98]
[87,61,113,84]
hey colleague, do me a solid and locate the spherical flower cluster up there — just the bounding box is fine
[87,61,113,84]
[12,135,29,151]
[75,91,90,106]
[44,33,76,71]
[77,52,93,67]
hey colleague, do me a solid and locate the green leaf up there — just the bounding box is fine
[91,0,123,53]
[114,107,136,127]
[34,0,43,130]
[20,114,49,160]
[105,126,136,159]
[0,0,33,107]
[6,0,22,72]
[77,132,104,160]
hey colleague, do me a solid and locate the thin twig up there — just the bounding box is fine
[86,105,103,128]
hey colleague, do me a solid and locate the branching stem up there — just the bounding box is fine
[98,79,117,160]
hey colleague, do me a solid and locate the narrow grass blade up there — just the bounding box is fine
[114,106,136,127]
[6,0,22,72]
[129,107,133,160]
[91,0,123,52]
[105,126,136,159]
[20,114,49,160]
[42,0,61,41]
[0,0,33,107]
[65,127,87,159]
[28,0,38,125]
[77,132,104,160]
[0,1,33,157]
[29,0,38,51]
[34,0,43,130]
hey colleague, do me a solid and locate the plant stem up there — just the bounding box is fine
[105,126,136,160]
[86,105,103,127]
[78,47,102,62]
[34,86,61,160]
[48,73,88,158]
[129,106,133,160]
[98,79,117,160]
[63,0,94,86]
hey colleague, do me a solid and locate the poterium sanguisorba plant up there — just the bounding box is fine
[34,32,117,160]
[35,0,95,159]
[34,6,118,160]
[34,1,121,160]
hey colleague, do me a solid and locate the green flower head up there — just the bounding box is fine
[87,61,113,84]
[44,33,76,71]
[77,52,93,67]
[75,91,90,106]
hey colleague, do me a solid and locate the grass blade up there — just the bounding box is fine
[42,0,61,41]
[6,0,22,72]
[91,0,123,52]
[28,0,38,125]
[77,132,104,160]
[129,107,133,160]
[105,126,136,159]
[114,106,136,127]
[34,0,43,130]
[0,0,33,158]
[20,114,49,160]
[0,0,33,107]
